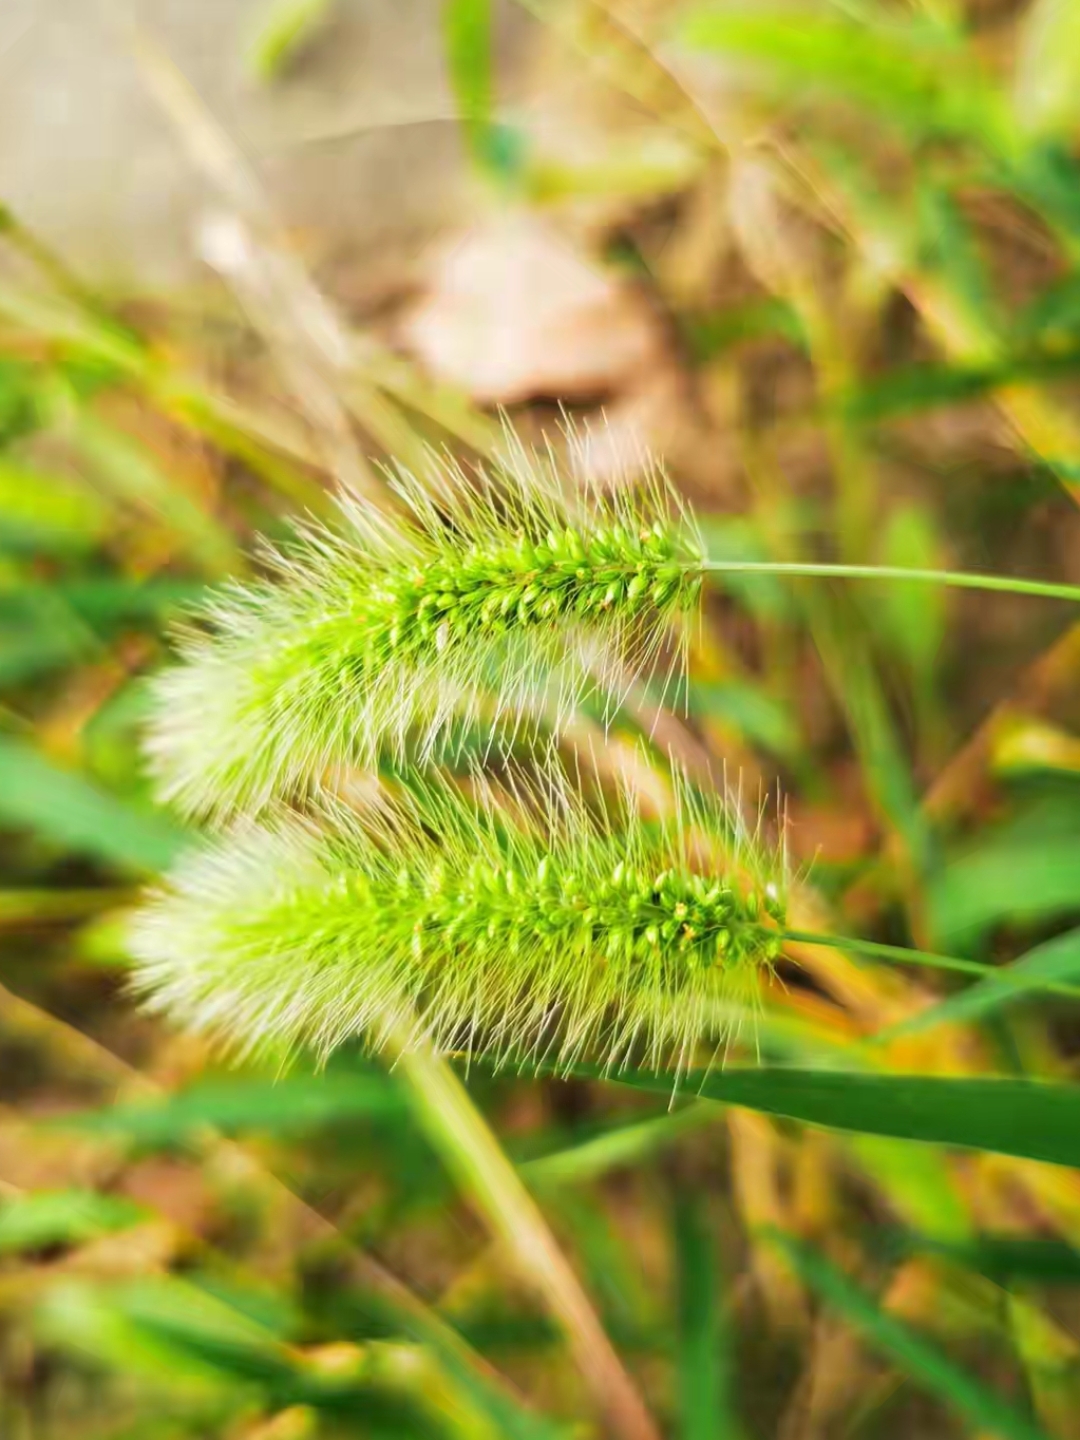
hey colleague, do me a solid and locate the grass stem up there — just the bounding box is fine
[701,560,1080,605]
[394,1040,662,1440]
[780,928,1080,1002]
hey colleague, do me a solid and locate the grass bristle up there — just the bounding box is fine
[130,761,786,1075]
[145,440,704,823]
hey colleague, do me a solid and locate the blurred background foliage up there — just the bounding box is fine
[5,1,1080,1437]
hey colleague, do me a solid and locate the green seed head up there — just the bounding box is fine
[130,762,786,1075]
[146,447,705,822]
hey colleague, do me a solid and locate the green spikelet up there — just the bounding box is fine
[130,764,786,1074]
[146,443,704,823]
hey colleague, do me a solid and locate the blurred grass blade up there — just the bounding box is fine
[688,680,798,759]
[883,927,1080,1040]
[37,1274,445,1435]
[917,181,996,331]
[680,7,997,144]
[674,1192,737,1440]
[0,577,201,687]
[248,0,335,82]
[64,410,237,576]
[875,504,946,688]
[0,461,112,552]
[443,0,515,179]
[524,1105,717,1189]
[559,1064,1080,1170]
[893,1231,1080,1288]
[767,1231,1049,1440]
[0,1190,145,1255]
[928,800,1080,946]
[1013,0,1080,138]
[61,1072,407,1145]
[0,736,187,874]
[444,0,491,128]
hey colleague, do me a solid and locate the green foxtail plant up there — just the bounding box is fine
[130,761,787,1076]
[147,440,705,823]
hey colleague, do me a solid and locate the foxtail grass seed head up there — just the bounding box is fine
[130,764,787,1075]
[146,443,704,822]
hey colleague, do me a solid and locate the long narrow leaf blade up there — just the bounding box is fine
[558,1064,1080,1170]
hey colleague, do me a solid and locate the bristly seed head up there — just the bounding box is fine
[130,763,786,1076]
[145,442,704,823]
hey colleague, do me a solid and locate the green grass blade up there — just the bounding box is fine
[881,927,1080,1040]
[247,0,335,82]
[891,1230,1080,1288]
[0,736,187,874]
[681,7,997,144]
[0,1190,145,1255]
[60,1072,407,1146]
[524,1104,717,1189]
[443,0,512,177]
[674,1192,738,1440]
[0,461,112,552]
[928,803,1080,946]
[556,1064,1080,1170]
[767,1231,1049,1440]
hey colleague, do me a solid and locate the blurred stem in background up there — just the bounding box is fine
[396,1038,662,1440]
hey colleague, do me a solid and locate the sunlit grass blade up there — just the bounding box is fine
[766,1231,1050,1440]
[1013,0,1080,139]
[36,1274,449,1437]
[443,0,510,178]
[0,460,112,553]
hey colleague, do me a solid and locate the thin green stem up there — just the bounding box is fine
[700,559,1080,605]
[779,928,1080,1002]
